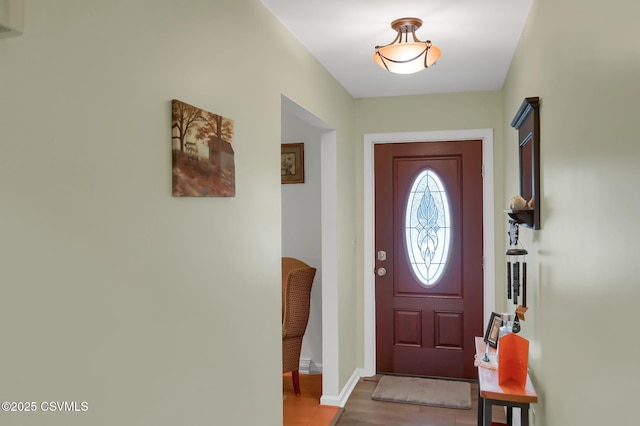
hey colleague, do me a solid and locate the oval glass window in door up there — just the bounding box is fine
[404,169,452,287]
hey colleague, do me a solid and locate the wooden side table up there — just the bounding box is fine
[475,337,537,426]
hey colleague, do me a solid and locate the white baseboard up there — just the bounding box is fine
[320,368,362,407]
[299,358,312,374]
[299,358,323,374]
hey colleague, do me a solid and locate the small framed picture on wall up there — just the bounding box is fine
[281,143,304,184]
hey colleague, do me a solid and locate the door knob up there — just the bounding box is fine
[377,267,387,277]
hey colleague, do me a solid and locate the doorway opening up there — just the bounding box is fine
[280,95,340,404]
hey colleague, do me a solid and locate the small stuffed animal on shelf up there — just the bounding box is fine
[509,195,527,210]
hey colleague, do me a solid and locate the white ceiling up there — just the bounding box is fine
[262,0,533,99]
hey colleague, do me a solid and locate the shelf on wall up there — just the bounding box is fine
[505,209,535,229]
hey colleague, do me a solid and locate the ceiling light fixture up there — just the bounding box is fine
[373,17,442,74]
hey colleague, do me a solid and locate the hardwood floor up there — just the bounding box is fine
[284,374,507,426]
[334,376,507,426]
[283,373,339,426]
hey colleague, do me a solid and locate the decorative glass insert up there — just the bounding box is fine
[405,169,451,287]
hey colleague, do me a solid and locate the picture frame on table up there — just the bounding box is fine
[484,312,502,348]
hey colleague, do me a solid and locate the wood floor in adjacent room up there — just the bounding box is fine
[283,373,339,426]
[284,374,507,426]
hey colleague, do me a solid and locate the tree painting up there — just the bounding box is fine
[171,99,235,197]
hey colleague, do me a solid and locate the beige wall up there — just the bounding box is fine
[501,0,640,424]
[0,1,355,424]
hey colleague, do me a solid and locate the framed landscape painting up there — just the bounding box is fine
[171,99,235,197]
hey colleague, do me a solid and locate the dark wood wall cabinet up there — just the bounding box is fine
[508,97,541,230]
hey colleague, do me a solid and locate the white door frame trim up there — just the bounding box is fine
[362,129,496,376]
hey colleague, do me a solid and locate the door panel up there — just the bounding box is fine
[394,310,422,347]
[435,311,463,349]
[375,140,483,380]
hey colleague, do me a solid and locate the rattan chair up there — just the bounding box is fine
[282,257,316,395]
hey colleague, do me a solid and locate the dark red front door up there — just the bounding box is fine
[375,140,483,380]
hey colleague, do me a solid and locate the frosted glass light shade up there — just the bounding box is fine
[373,42,442,74]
